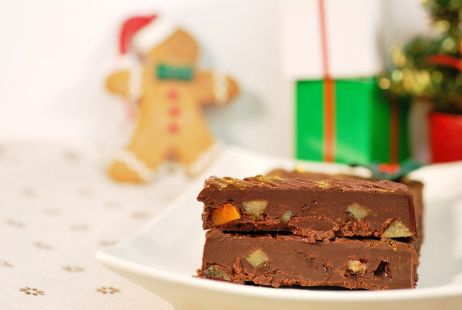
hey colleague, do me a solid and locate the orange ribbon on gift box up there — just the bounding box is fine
[318,0,335,162]
[317,0,400,164]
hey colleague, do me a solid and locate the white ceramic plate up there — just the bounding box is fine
[96,146,462,310]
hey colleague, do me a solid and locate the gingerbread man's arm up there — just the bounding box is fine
[105,70,131,100]
[195,70,239,106]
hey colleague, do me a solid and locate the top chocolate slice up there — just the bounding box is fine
[267,168,424,249]
[198,175,416,241]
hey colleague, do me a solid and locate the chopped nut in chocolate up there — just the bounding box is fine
[346,203,370,220]
[203,265,231,281]
[245,248,269,268]
[382,219,413,238]
[347,259,367,275]
[242,200,268,219]
[280,210,293,223]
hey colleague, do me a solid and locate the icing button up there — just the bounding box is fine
[168,123,179,133]
[169,106,181,116]
[167,89,179,100]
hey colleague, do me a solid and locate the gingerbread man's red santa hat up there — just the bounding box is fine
[118,14,178,58]
[113,14,179,115]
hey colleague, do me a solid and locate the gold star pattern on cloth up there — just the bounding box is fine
[20,287,44,296]
[97,286,120,294]
[62,266,84,273]
[32,241,53,251]
[6,219,24,228]
[0,260,13,268]
[0,140,184,310]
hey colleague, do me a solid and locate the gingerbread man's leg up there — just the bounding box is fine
[108,159,147,183]
[175,124,215,175]
[108,122,170,183]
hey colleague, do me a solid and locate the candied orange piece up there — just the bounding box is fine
[212,203,241,226]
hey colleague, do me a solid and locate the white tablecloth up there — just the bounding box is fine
[3,139,462,309]
[0,140,186,310]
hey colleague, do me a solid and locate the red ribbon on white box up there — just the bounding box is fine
[280,0,383,80]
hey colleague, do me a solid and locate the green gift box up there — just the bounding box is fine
[296,78,410,164]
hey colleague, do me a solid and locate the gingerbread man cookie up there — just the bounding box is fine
[105,15,239,183]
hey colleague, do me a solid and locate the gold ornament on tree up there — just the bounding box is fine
[380,0,462,113]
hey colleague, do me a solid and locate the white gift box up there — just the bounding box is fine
[279,0,384,80]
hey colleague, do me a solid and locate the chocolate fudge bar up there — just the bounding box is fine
[198,175,417,241]
[198,230,418,290]
[267,169,424,247]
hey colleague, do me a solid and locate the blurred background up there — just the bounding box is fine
[0,0,437,160]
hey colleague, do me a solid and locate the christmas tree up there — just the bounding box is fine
[380,0,462,113]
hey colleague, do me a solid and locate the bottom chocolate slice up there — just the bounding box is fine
[198,230,418,290]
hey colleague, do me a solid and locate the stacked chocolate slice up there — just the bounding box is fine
[267,169,424,252]
[197,171,420,290]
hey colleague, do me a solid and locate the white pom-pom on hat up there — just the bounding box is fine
[132,16,177,54]
[117,14,177,56]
